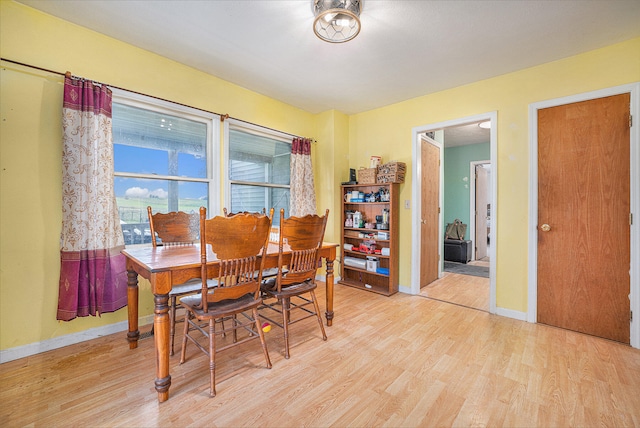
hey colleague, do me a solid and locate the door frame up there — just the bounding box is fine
[527,82,640,349]
[469,160,491,261]
[411,112,497,315]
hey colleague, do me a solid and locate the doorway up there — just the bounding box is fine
[411,112,497,314]
[528,83,640,349]
[471,161,491,262]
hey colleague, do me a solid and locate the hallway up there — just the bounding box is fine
[420,263,489,312]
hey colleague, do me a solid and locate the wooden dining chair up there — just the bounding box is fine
[222,207,282,279]
[260,209,329,359]
[179,208,273,397]
[147,206,211,355]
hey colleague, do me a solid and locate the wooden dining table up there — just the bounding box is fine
[122,241,338,403]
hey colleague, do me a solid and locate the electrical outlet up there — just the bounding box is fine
[404,200,410,209]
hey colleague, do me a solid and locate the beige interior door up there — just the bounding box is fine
[475,164,489,260]
[537,93,630,343]
[420,137,440,287]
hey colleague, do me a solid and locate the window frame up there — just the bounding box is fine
[223,118,292,215]
[111,88,220,219]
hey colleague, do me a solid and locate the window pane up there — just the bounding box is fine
[230,184,289,226]
[229,129,290,185]
[113,103,207,178]
[115,177,207,244]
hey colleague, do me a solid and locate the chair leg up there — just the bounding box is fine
[180,311,191,364]
[310,290,327,341]
[209,319,216,397]
[169,296,177,356]
[232,314,238,343]
[282,297,291,359]
[253,308,272,369]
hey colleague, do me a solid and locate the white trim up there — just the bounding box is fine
[223,119,231,214]
[398,284,412,294]
[496,307,527,321]
[528,82,640,349]
[0,316,155,363]
[469,160,491,261]
[411,112,497,316]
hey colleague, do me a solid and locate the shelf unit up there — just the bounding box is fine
[339,183,399,295]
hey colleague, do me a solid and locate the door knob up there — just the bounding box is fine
[540,223,551,232]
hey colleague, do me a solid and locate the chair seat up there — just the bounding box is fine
[261,279,317,298]
[256,267,288,280]
[181,293,261,319]
[170,278,217,297]
[259,267,279,278]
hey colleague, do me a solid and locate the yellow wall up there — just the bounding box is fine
[349,37,640,310]
[2,0,639,352]
[314,110,351,245]
[0,0,321,350]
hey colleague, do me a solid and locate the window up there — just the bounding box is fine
[225,120,291,225]
[112,90,219,244]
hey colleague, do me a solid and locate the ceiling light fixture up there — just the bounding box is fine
[313,0,362,43]
[478,121,491,129]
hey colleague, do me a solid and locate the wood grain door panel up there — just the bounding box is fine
[420,139,440,287]
[537,93,630,343]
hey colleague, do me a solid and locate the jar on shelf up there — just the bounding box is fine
[345,211,353,227]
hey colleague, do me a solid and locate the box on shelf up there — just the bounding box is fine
[377,172,405,183]
[366,256,378,272]
[376,267,390,276]
[377,231,389,240]
[357,167,377,184]
[378,162,406,174]
[377,161,406,184]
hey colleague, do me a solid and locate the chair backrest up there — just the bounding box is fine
[199,207,273,312]
[147,206,199,247]
[276,209,329,289]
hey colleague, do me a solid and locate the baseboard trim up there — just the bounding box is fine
[495,306,527,321]
[0,315,154,364]
[2,275,339,363]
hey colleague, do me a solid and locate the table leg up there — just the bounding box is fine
[126,269,140,349]
[325,258,334,326]
[154,293,171,402]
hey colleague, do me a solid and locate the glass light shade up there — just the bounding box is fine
[313,0,362,43]
[478,121,491,129]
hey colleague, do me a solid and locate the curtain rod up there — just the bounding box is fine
[1,57,315,143]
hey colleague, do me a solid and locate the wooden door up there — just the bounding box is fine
[475,164,489,260]
[537,93,630,343]
[420,137,440,287]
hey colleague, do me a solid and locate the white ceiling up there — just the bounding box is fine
[443,121,491,148]
[17,0,640,145]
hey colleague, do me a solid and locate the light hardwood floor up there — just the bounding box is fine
[420,270,490,312]
[2,283,640,427]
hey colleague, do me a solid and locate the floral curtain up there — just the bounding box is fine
[57,75,127,321]
[290,137,317,217]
